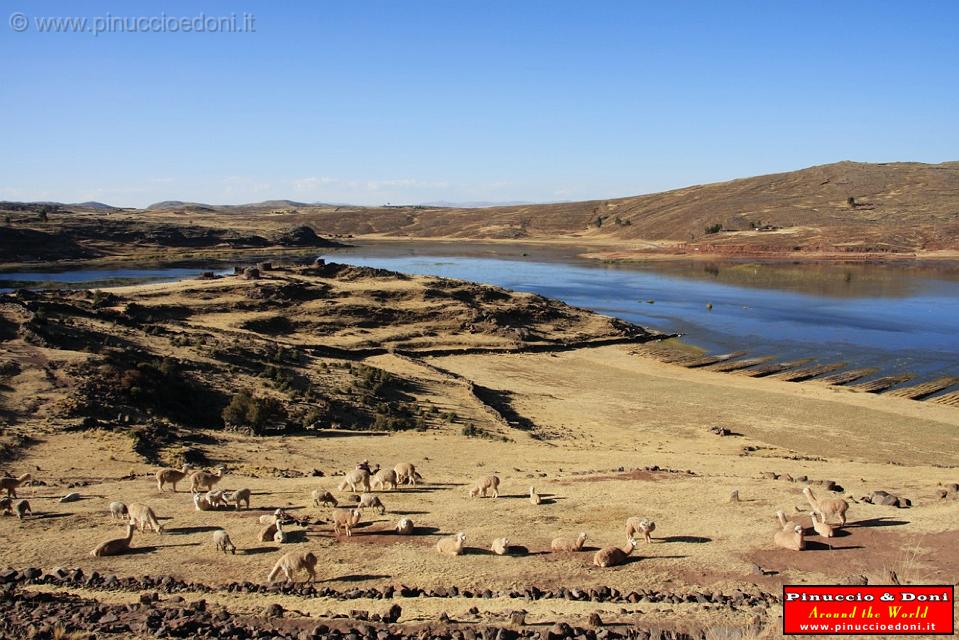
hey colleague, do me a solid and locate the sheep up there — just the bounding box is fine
[774,511,805,550]
[809,511,836,538]
[394,462,420,487]
[273,519,288,544]
[311,489,338,508]
[193,493,214,511]
[491,537,510,555]
[331,508,362,537]
[436,532,466,556]
[213,529,237,554]
[371,468,398,491]
[259,521,280,542]
[127,502,163,534]
[226,488,251,510]
[551,532,588,552]
[529,487,541,505]
[803,486,848,527]
[91,523,135,557]
[0,496,12,516]
[0,473,31,498]
[59,492,81,503]
[338,469,371,493]
[357,493,386,515]
[14,500,31,520]
[190,466,226,494]
[267,550,318,584]
[469,475,500,498]
[395,517,414,535]
[109,501,128,521]
[155,464,191,492]
[625,517,656,544]
[593,538,638,567]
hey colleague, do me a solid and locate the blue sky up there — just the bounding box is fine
[2,1,957,207]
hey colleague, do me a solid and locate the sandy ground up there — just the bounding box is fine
[2,345,957,634]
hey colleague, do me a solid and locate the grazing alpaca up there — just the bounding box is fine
[372,468,398,491]
[393,462,419,486]
[213,529,237,554]
[14,500,31,520]
[312,489,338,508]
[809,511,836,538]
[268,550,318,584]
[551,532,588,552]
[0,473,31,498]
[593,538,638,567]
[625,517,656,543]
[357,493,386,515]
[468,475,500,498]
[109,502,128,521]
[803,486,848,527]
[127,503,163,533]
[436,532,466,556]
[155,465,190,492]
[529,487,541,505]
[91,524,135,557]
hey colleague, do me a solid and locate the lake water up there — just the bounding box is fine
[3,245,958,382]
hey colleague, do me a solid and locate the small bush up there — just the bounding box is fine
[704,223,723,234]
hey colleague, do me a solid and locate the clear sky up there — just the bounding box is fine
[2,1,957,207]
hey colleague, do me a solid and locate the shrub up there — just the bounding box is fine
[704,223,723,234]
[222,391,284,430]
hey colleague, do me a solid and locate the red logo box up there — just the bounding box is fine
[783,585,955,635]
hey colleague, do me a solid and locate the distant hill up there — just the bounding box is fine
[286,161,959,255]
[417,200,542,208]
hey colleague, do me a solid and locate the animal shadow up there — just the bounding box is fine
[392,510,430,516]
[462,547,495,556]
[848,517,909,528]
[167,525,221,535]
[242,546,279,555]
[805,541,864,551]
[660,535,712,544]
[33,513,72,520]
[328,574,391,583]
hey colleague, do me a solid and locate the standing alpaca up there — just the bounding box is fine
[809,512,836,538]
[625,517,656,543]
[155,465,191,492]
[593,538,638,567]
[803,486,848,527]
[127,503,163,533]
[91,524,135,557]
[331,508,362,537]
[372,468,398,491]
[312,490,338,508]
[393,462,420,486]
[190,466,226,494]
[268,550,318,584]
[469,475,500,498]
[213,529,237,554]
[0,473,31,498]
[109,501,128,521]
[529,487,541,505]
[14,500,31,520]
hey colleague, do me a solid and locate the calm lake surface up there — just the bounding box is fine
[3,244,958,381]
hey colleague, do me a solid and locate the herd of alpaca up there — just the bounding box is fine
[771,486,851,551]
[3,459,855,582]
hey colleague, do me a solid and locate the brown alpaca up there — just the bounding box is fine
[803,486,849,527]
[469,475,500,498]
[0,473,32,498]
[155,465,191,492]
[91,524,136,557]
[268,550,318,583]
[593,538,638,567]
[190,466,226,494]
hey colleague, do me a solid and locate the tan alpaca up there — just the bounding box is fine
[127,502,163,533]
[91,524,135,557]
[267,550,317,584]
[436,532,466,556]
[395,517,415,535]
[155,465,190,492]
[190,466,226,494]
[371,468,398,490]
[593,538,638,567]
[469,475,500,498]
[393,462,420,486]
[803,486,848,526]
[331,508,362,537]
[259,521,280,542]
[0,473,31,498]
[259,508,286,525]
[625,517,656,543]
[338,469,371,493]
[212,529,236,554]
[491,537,510,555]
[551,532,588,552]
[311,489,338,508]
[809,511,836,538]
[227,488,251,510]
[529,487,541,505]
